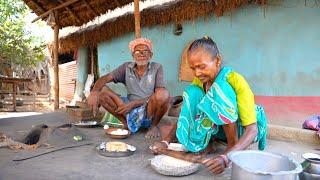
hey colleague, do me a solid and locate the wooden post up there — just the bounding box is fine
[33,79,36,111]
[53,12,60,110]
[12,83,16,112]
[134,0,141,38]
[90,47,95,74]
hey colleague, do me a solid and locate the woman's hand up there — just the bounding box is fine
[202,155,228,174]
[149,141,168,154]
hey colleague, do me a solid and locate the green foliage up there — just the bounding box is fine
[0,0,46,68]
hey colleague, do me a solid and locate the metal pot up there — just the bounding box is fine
[301,153,320,174]
[299,153,320,180]
[299,171,320,180]
[228,150,302,180]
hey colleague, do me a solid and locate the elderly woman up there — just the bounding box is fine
[151,37,267,174]
[88,38,170,138]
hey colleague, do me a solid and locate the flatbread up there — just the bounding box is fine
[105,142,128,152]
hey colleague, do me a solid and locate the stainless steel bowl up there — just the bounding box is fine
[228,150,302,180]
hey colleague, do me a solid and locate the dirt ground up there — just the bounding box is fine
[0,103,54,113]
[0,111,319,180]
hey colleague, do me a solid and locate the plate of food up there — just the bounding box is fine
[96,141,136,157]
[105,127,130,139]
[73,121,100,128]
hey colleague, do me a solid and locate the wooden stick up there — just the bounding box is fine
[53,13,60,110]
[134,0,141,38]
[32,0,79,23]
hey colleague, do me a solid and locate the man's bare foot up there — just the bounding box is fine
[145,126,160,139]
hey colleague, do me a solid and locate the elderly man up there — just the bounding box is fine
[87,38,170,138]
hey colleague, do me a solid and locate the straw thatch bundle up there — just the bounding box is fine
[58,0,267,53]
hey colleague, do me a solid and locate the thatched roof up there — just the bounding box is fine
[58,0,266,53]
[23,0,144,28]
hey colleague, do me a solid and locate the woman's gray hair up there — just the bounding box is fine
[188,36,220,60]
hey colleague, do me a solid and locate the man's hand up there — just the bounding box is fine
[202,156,226,174]
[87,91,100,117]
[115,102,136,116]
[149,141,168,154]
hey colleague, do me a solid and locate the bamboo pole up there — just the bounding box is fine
[53,13,59,110]
[134,0,141,38]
